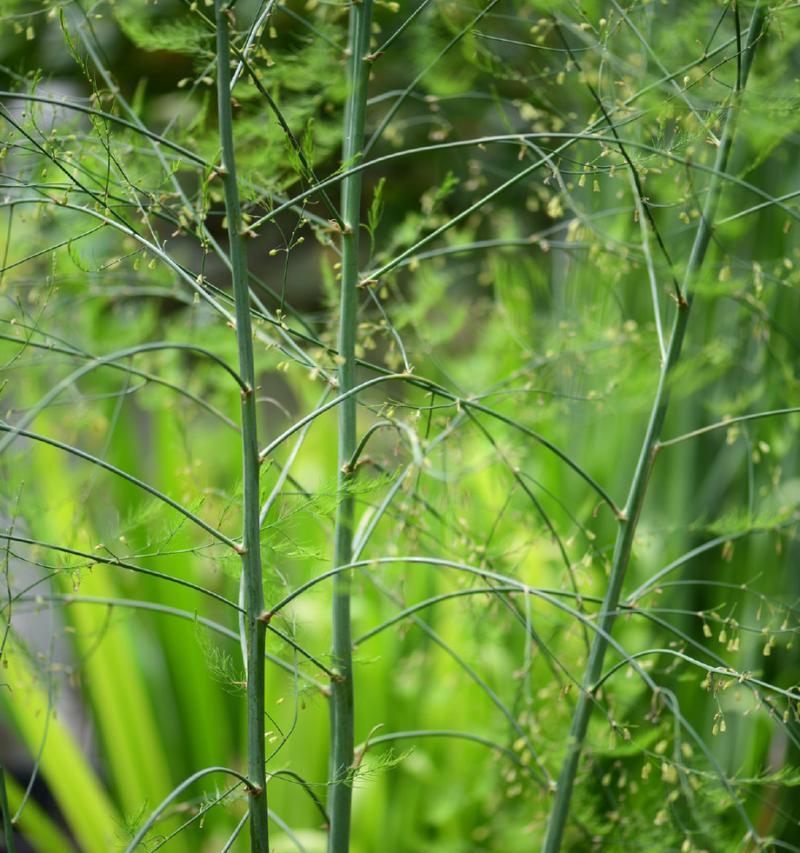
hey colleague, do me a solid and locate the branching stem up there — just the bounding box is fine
[329,2,373,850]
[214,3,269,850]
[542,5,766,850]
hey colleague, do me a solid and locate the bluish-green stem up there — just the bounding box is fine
[214,3,269,851]
[329,2,373,851]
[542,5,765,851]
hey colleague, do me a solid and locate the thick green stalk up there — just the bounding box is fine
[329,3,373,852]
[214,4,269,851]
[542,6,765,851]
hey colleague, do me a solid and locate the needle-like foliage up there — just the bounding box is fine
[2,1,800,851]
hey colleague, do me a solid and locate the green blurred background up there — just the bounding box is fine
[2,0,800,850]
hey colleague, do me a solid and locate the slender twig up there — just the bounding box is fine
[0,423,237,548]
[125,766,255,851]
[230,0,279,88]
[0,326,238,430]
[355,729,533,774]
[0,341,245,456]
[14,593,326,692]
[542,6,766,850]
[659,406,800,447]
[629,171,667,362]
[247,126,800,240]
[0,91,206,164]
[256,372,620,517]
[372,0,434,57]
[220,811,250,853]
[608,0,720,144]
[214,2,270,849]
[230,46,344,230]
[363,0,499,155]
[0,533,240,611]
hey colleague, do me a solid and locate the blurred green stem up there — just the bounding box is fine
[214,3,269,851]
[329,2,373,851]
[1,763,15,853]
[542,5,765,851]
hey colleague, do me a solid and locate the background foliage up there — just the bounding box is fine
[2,0,800,850]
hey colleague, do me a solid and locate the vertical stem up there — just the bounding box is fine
[542,6,764,851]
[0,763,16,853]
[329,2,373,852]
[214,4,270,851]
